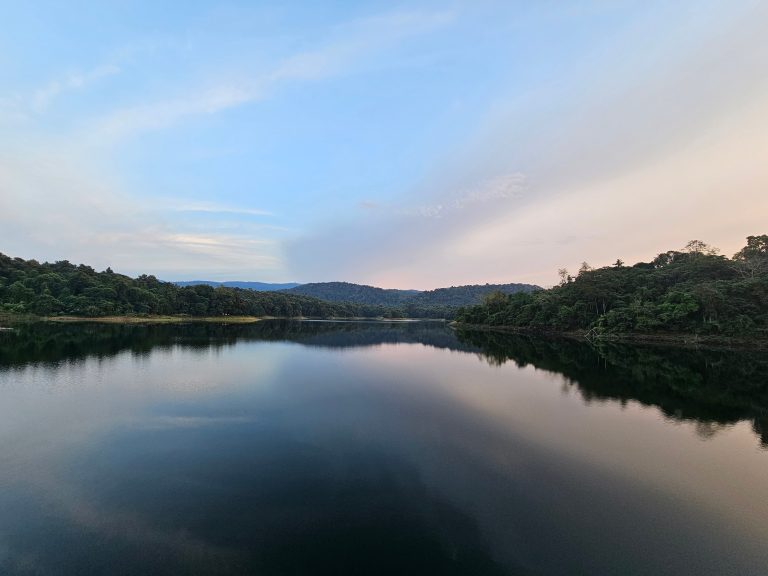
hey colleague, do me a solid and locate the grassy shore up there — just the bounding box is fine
[0,315,442,326]
[37,315,265,324]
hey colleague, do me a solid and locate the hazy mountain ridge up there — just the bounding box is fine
[410,283,540,306]
[174,280,301,291]
[172,280,540,307]
[282,282,419,306]
[0,253,469,318]
[282,281,539,307]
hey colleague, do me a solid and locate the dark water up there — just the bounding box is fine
[1,321,767,575]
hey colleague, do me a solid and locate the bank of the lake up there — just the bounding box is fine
[451,322,768,351]
[43,315,267,324]
[0,314,446,326]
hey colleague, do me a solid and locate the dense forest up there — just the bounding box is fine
[410,283,539,306]
[0,254,344,317]
[4,235,766,329]
[0,253,540,320]
[456,236,768,338]
[284,282,419,306]
[284,281,538,307]
[0,254,450,318]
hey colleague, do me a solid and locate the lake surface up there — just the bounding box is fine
[1,320,767,575]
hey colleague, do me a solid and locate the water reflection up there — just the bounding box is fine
[2,321,766,447]
[1,321,767,575]
[454,329,768,448]
[0,320,473,368]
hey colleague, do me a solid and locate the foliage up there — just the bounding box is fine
[284,281,538,308]
[284,282,418,306]
[456,236,768,336]
[0,254,380,318]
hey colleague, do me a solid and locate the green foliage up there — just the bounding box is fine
[0,254,393,319]
[284,281,538,308]
[456,236,768,336]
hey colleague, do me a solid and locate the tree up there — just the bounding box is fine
[455,234,768,336]
[733,235,768,278]
[683,239,719,256]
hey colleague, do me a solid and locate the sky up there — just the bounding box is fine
[1,0,767,288]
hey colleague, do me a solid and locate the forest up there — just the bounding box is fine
[0,254,451,319]
[283,281,538,306]
[3,235,766,331]
[0,254,536,319]
[456,236,768,338]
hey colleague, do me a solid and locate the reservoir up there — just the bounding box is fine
[0,320,766,575]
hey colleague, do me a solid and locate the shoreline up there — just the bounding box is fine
[3,314,764,350]
[43,315,267,324]
[451,323,768,351]
[0,315,446,326]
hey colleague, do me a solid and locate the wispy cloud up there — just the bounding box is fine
[166,200,273,217]
[0,150,282,278]
[5,2,766,287]
[285,2,768,288]
[32,64,121,112]
[0,7,457,282]
[86,9,455,144]
[405,173,527,219]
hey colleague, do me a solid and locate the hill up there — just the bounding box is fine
[282,281,538,307]
[0,254,356,318]
[283,282,419,306]
[457,236,768,339]
[0,253,533,320]
[174,280,301,291]
[0,254,463,319]
[410,283,539,306]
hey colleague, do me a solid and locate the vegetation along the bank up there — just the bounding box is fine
[0,254,359,318]
[2,235,766,334]
[456,236,768,338]
[0,253,536,320]
[0,254,453,319]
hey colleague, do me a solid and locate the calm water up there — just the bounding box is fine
[0,320,767,575]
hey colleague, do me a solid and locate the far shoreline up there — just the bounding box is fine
[0,314,446,326]
[451,322,768,351]
[2,314,764,351]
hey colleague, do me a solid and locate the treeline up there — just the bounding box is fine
[0,254,450,318]
[409,283,538,306]
[285,282,418,306]
[284,281,538,307]
[456,236,768,337]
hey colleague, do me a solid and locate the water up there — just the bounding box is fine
[0,320,766,575]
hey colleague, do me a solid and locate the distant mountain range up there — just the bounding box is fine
[175,280,540,307]
[284,281,539,307]
[283,282,419,306]
[173,280,302,291]
[0,250,540,319]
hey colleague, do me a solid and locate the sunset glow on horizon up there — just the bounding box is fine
[2,1,766,288]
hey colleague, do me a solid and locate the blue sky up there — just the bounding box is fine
[2,1,767,287]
